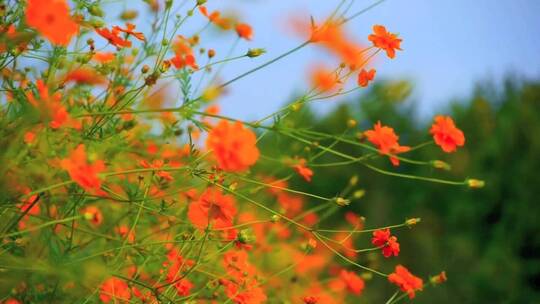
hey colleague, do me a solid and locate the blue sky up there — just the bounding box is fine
[121,0,540,121]
[196,0,540,120]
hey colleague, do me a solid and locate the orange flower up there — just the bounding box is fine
[60,144,106,194]
[18,191,40,229]
[368,25,402,59]
[199,6,220,23]
[364,121,410,166]
[64,67,107,86]
[340,270,365,295]
[116,225,135,243]
[139,159,173,181]
[93,52,115,63]
[170,36,198,70]
[293,158,313,182]
[26,79,74,129]
[114,23,145,41]
[82,206,103,226]
[311,66,339,92]
[206,120,259,172]
[235,23,253,40]
[174,279,194,297]
[25,0,78,46]
[308,21,367,70]
[429,115,465,153]
[357,68,376,87]
[96,27,132,48]
[199,6,233,30]
[188,187,237,229]
[303,296,319,304]
[164,248,195,283]
[99,277,131,303]
[388,265,423,299]
[24,131,36,144]
[371,229,400,258]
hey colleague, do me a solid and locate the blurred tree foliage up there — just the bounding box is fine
[259,78,540,303]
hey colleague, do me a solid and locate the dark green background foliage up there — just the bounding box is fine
[259,78,540,303]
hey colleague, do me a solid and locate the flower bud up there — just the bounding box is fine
[361,272,373,280]
[467,179,485,189]
[120,10,138,20]
[197,0,207,5]
[334,197,350,206]
[90,18,105,28]
[431,160,451,171]
[406,217,421,227]
[270,215,280,223]
[347,119,357,128]
[430,271,447,285]
[237,229,255,244]
[349,175,358,186]
[88,5,104,17]
[141,65,150,74]
[291,103,302,111]
[353,189,365,199]
[207,49,216,58]
[247,48,266,58]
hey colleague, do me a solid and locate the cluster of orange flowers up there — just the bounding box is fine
[0,0,474,303]
[307,21,402,93]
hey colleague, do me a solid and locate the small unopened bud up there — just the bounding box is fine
[406,217,421,227]
[120,10,138,20]
[165,0,173,9]
[291,103,302,111]
[159,61,170,73]
[197,0,207,5]
[356,131,365,140]
[141,65,150,74]
[361,272,373,280]
[201,86,222,101]
[431,160,451,171]
[347,119,357,128]
[161,39,169,46]
[247,48,266,58]
[88,5,104,17]
[467,179,485,189]
[229,182,238,191]
[430,271,447,285]
[270,215,280,223]
[353,189,365,199]
[187,9,194,17]
[237,229,255,244]
[207,49,215,58]
[334,197,350,206]
[90,18,105,28]
[349,175,359,186]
